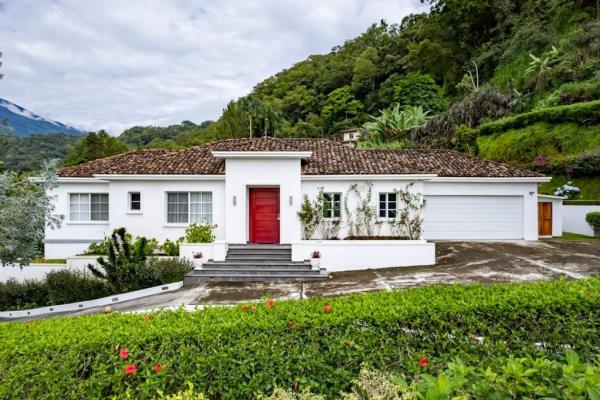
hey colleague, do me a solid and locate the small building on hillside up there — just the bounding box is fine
[338,128,361,147]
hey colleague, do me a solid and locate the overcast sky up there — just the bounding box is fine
[0,0,427,134]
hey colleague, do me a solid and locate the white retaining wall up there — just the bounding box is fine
[0,263,84,283]
[0,281,183,319]
[563,205,600,236]
[292,240,435,271]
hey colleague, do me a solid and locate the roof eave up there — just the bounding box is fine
[211,151,313,159]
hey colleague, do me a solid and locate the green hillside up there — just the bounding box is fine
[10,0,600,199]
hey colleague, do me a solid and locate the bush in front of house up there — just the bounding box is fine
[183,223,216,243]
[0,270,112,311]
[1,277,599,399]
[137,257,194,287]
[586,212,600,236]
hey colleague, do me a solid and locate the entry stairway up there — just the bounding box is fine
[183,244,329,283]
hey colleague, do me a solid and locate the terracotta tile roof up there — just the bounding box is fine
[58,137,542,178]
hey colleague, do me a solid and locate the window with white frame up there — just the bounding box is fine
[69,193,109,221]
[167,192,212,224]
[323,192,341,219]
[128,192,141,211]
[379,192,397,219]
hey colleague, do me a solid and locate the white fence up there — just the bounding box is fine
[563,205,600,236]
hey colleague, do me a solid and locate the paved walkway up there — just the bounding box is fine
[5,239,600,320]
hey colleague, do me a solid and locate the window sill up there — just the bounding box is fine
[66,221,110,225]
[126,211,143,215]
[163,224,189,228]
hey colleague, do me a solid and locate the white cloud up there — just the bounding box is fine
[0,0,427,134]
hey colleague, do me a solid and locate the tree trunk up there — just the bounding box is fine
[248,114,253,138]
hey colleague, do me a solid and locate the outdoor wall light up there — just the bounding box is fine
[289,195,293,206]
[233,195,237,206]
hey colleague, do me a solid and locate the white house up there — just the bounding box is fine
[45,138,550,275]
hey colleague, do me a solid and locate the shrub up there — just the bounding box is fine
[45,270,111,305]
[586,212,600,233]
[137,257,194,287]
[161,238,181,256]
[183,223,215,243]
[537,76,600,107]
[87,227,148,292]
[478,100,600,136]
[84,229,157,256]
[0,278,48,311]
[1,278,600,398]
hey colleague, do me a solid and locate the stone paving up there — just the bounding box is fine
[5,239,600,321]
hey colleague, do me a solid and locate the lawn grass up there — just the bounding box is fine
[559,232,599,241]
[30,258,67,264]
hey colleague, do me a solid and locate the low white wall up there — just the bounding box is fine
[179,241,228,261]
[563,205,600,236]
[0,281,183,319]
[0,263,84,283]
[292,240,435,271]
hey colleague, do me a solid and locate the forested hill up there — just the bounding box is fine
[7,0,600,199]
[198,0,599,141]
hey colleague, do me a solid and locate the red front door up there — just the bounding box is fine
[249,188,280,244]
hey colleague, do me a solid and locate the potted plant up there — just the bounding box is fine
[193,251,204,269]
[585,212,600,237]
[310,250,321,271]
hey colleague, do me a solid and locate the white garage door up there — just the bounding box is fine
[423,196,523,240]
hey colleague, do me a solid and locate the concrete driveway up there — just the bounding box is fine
[4,239,600,320]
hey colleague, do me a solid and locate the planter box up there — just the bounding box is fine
[179,241,228,262]
[292,240,435,272]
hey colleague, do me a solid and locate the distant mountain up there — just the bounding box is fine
[0,97,86,136]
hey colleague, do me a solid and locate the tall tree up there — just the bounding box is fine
[321,86,364,133]
[0,160,63,265]
[63,130,129,166]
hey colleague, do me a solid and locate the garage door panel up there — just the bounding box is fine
[423,196,523,240]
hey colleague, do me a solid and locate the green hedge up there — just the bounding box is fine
[1,278,600,399]
[478,100,600,136]
[564,200,600,205]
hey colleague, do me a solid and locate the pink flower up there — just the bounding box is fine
[419,357,429,368]
[124,364,137,375]
[119,348,129,360]
[153,363,161,373]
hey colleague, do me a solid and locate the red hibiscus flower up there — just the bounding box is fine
[119,348,129,360]
[153,363,161,373]
[266,298,274,308]
[323,304,332,314]
[124,364,137,375]
[419,357,429,368]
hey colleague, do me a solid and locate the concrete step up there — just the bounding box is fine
[226,254,292,261]
[203,262,311,270]
[191,268,324,276]
[228,244,291,250]
[227,249,291,255]
[184,271,328,283]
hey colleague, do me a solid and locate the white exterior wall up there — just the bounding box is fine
[563,205,600,236]
[538,196,563,237]
[224,158,302,243]
[301,179,423,238]
[106,179,225,242]
[45,181,112,258]
[423,181,539,240]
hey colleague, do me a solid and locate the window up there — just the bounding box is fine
[323,192,341,219]
[379,193,397,219]
[167,192,212,224]
[129,192,141,211]
[69,193,109,221]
